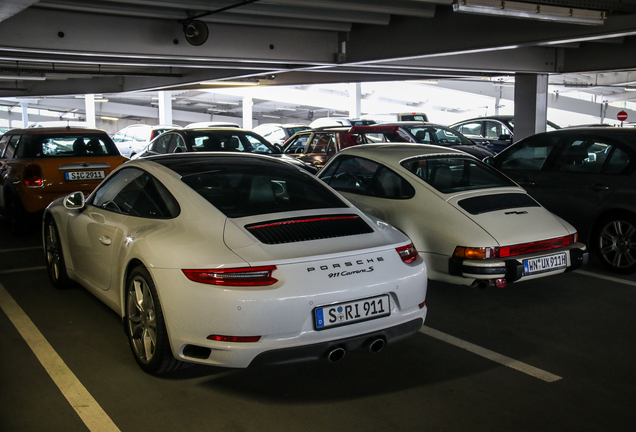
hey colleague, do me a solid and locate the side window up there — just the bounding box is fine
[372,167,415,199]
[92,168,179,218]
[555,139,610,174]
[496,135,559,171]
[112,130,126,143]
[605,147,631,174]
[484,121,504,139]
[306,133,333,155]
[0,134,11,157]
[284,135,309,154]
[456,122,483,138]
[150,134,173,153]
[4,135,20,159]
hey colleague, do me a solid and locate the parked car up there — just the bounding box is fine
[352,122,495,159]
[43,152,428,373]
[363,112,429,123]
[282,127,362,169]
[112,124,179,157]
[134,127,318,174]
[449,115,561,153]
[309,117,376,128]
[252,123,311,146]
[319,144,588,287]
[487,127,636,273]
[0,127,126,231]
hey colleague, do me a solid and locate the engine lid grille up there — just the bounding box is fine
[245,214,373,245]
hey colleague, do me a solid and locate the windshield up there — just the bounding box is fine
[189,131,279,154]
[406,125,474,146]
[401,156,516,194]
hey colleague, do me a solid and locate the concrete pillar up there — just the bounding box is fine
[349,83,361,118]
[242,95,253,129]
[158,91,173,125]
[20,100,29,127]
[85,94,96,128]
[513,74,548,142]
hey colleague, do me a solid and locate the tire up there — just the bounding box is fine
[595,213,636,274]
[44,217,72,289]
[124,265,185,374]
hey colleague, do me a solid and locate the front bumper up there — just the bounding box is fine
[448,244,588,284]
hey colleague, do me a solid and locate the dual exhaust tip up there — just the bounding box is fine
[326,337,386,363]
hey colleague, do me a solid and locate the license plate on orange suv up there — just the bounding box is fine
[64,170,105,181]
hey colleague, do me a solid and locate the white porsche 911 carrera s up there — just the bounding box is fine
[319,144,589,288]
[43,153,427,374]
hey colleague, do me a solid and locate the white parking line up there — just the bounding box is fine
[0,246,42,253]
[0,283,121,432]
[419,326,562,383]
[0,266,46,274]
[576,269,636,287]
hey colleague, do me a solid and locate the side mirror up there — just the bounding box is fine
[498,134,512,141]
[483,156,495,165]
[64,191,85,209]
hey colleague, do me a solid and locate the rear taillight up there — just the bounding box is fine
[182,266,278,286]
[23,164,43,187]
[453,234,578,260]
[396,243,419,264]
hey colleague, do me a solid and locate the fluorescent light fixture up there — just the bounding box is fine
[453,0,606,25]
[261,114,281,118]
[101,116,118,121]
[625,87,636,92]
[0,74,46,81]
[94,99,108,102]
[200,80,259,86]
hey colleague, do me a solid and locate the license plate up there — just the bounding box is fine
[314,294,390,330]
[64,170,105,181]
[523,252,567,275]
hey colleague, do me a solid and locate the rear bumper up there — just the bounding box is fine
[249,317,424,367]
[448,244,588,284]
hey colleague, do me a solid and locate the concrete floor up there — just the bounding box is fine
[1,218,635,432]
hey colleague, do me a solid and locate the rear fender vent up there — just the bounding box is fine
[245,214,374,244]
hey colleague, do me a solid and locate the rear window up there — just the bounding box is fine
[402,156,516,193]
[181,164,348,218]
[189,132,278,154]
[20,133,120,158]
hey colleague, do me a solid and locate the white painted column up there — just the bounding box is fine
[242,95,253,129]
[158,91,173,125]
[349,83,361,118]
[20,100,29,127]
[513,74,549,142]
[85,94,96,128]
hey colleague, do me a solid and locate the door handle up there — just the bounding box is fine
[99,236,112,246]
[587,183,610,192]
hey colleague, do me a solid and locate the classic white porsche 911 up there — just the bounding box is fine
[319,144,588,288]
[43,153,427,374]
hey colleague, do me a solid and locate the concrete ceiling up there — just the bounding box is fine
[1,0,636,124]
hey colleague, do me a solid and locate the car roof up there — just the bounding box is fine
[5,126,108,134]
[523,126,636,139]
[336,143,472,162]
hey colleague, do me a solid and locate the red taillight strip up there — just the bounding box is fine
[396,243,419,264]
[23,164,43,187]
[207,335,261,343]
[499,234,577,258]
[247,216,360,230]
[182,266,278,286]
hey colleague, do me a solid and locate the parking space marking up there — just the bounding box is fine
[576,270,636,287]
[0,266,46,274]
[420,326,562,383]
[0,283,121,432]
[0,246,42,253]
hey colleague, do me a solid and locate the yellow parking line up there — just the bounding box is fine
[420,325,562,383]
[0,283,121,432]
[0,266,47,274]
[576,269,636,287]
[0,246,42,253]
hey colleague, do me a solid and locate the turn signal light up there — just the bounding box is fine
[396,243,419,263]
[207,335,261,343]
[23,164,43,187]
[182,266,278,286]
[453,246,497,259]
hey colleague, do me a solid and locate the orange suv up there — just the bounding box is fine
[0,127,127,230]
